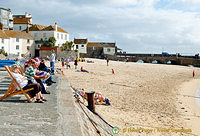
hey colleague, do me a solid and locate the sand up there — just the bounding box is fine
[54,58,200,136]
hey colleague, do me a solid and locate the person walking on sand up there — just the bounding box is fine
[61,59,65,67]
[193,70,195,77]
[74,59,78,69]
[107,58,109,66]
[50,50,56,74]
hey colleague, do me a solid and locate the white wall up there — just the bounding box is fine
[13,24,29,31]
[21,39,35,57]
[9,37,22,57]
[54,31,69,47]
[0,38,9,53]
[73,43,87,54]
[29,31,69,47]
[103,47,115,56]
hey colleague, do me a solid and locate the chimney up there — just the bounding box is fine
[55,22,57,31]
[26,26,29,33]
[0,23,4,31]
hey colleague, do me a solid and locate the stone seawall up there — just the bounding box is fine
[56,75,114,136]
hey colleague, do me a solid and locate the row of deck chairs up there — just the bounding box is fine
[0,65,34,102]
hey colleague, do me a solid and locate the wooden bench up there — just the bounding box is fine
[0,65,34,102]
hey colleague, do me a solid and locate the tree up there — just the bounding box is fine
[48,37,56,47]
[62,41,73,51]
[0,49,8,56]
[40,37,56,47]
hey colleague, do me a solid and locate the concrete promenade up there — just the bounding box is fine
[0,68,113,136]
[0,68,80,136]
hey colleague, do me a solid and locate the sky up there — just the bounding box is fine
[1,0,200,55]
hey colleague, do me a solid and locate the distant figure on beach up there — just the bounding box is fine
[74,59,78,69]
[65,59,70,69]
[193,70,195,77]
[112,69,115,74]
[61,59,65,67]
[126,58,129,62]
[80,66,89,73]
[107,58,109,66]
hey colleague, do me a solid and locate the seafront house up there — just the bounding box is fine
[73,38,88,54]
[0,7,13,30]
[87,42,117,58]
[0,24,35,58]
[25,23,69,56]
[13,12,33,31]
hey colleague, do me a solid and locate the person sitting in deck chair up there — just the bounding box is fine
[10,64,47,103]
[25,59,50,94]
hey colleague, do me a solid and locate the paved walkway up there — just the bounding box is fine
[0,68,81,136]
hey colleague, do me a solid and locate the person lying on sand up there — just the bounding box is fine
[79,89,110,105]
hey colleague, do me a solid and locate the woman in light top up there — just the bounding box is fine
[10,64,47,103]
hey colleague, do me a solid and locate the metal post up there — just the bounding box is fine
[86,91,95,113]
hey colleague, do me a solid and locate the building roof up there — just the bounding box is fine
[13,18,32,24]
[74,39,88,44]
[0,30,9,38]
[0,30,33,39]
[26,24,68,33]
[87,42,116,47]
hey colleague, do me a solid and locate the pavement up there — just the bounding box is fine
[0,68,80,136]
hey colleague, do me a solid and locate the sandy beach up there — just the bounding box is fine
[54,58,200,136]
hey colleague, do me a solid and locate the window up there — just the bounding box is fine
[17,52,20,56]
[16,38,19,42]
[93,47,96,50]
[2,46,4,50]
[65,35,67,40]
[27,46,30,50]
[61,34,63,39]
[1,39,4,44]
[107,48,111,52]
[76,45,78,49]
[16,45,19,50]
[27,39,30,43]
[81,40,84,44]
[57,33,59,39]
[19,26,22,30]
[38,45,40,48]
[81,45,84,48]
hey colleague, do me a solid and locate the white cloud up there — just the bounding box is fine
[2,0,200,54]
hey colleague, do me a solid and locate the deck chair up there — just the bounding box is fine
[0,65,34,102]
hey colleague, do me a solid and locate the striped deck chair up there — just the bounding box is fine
[0,65,33,102]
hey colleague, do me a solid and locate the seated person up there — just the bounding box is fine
[25,59,50,94]
[80,67,89,72]
[38,59,56,84]
[10,64,47,103]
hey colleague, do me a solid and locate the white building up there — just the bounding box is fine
[13,12,32,31]
[0,7,13,30]
[0,25,35,58]
[73,38,88,54]
[27,23,69,49]
[87,42,117,57]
